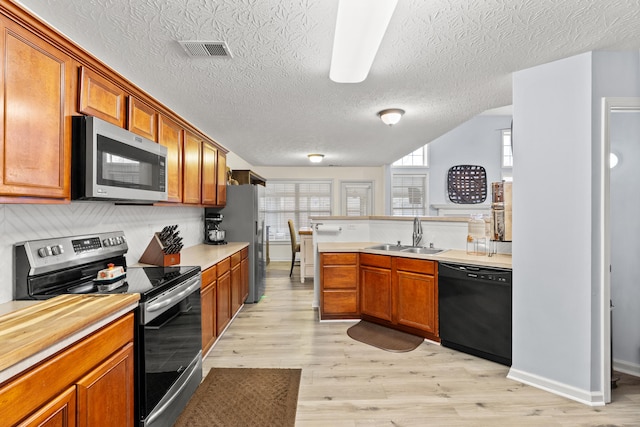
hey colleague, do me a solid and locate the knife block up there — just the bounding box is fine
[139,233,181,266]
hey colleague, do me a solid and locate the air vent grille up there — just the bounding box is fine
[178,41,232,57]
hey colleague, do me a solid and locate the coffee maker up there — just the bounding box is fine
[204,213,227,245]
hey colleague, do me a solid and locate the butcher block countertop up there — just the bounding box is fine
[0,293,139,384]
[317,242,512,270]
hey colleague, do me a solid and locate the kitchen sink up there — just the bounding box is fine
[366,244,407,251]
[400,246,444,255]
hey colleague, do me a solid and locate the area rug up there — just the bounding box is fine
[347,320,424,352]
[174,367,301,427]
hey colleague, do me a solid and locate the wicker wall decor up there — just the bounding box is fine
[447,165,487,204]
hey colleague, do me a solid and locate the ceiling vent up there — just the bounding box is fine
[178,41,232,58]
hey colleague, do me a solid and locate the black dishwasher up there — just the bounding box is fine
[438,262,512,366]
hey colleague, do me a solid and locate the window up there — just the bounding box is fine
[341,181,373,216]
[264,181,332,242]
[502,129,513,168]
[391,174,427,216]
[392,145,428,167]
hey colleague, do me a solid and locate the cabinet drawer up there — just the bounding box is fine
[322,290,358,315]
[201,265,216,288]
[360,253,391,269]
[395,257,435,275]
[231,251,241,267]
[322,253,357,265]
[217,257,230,277]
[323,265,357,289]
[241,246,249,259]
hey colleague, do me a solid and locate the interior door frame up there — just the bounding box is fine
[601,97,640,403]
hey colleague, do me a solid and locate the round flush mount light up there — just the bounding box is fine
[378,108,405,126]
[308,154,324,163]
[610,152,619,169]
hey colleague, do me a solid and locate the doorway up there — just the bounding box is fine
[602,97,640,403]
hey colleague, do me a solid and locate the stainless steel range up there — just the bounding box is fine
[14,231,202,427]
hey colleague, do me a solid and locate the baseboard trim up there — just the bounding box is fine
[507,367,605,406]
[613,359,640,377]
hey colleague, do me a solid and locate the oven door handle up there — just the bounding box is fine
[146,278,200,313]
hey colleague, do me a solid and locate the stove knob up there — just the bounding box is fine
[51,245,61,255]
[37,247,48,257]
[115,236,122,245]
[103,238,111,247]
[45,246,53,256]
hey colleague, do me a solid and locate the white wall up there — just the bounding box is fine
[426,115,512,214]
[509,50,640,405]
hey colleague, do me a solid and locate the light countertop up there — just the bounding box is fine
[133,242,249,270]
[317,242,512,270]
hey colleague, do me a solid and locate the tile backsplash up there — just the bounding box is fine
[0,202,204,303]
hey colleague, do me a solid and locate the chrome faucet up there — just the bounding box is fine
[412,217,423,247]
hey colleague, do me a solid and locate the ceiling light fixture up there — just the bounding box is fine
[308,154,324,163]
[378,108,405,126]
[329,0,399,83]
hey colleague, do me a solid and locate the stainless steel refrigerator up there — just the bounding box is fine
[207,184,266,303]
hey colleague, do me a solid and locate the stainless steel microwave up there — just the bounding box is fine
[72,115,168,202]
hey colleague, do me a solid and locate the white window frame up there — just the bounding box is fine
[340,181,374,216]
[392,144,429,167]
[502,128,513,168]
[390,173,428,216]
[263,180,332,242]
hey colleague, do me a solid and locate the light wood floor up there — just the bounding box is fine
[203,262,640,426]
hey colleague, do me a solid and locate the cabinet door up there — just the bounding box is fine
[201,140,218,205]
[241,256,249,303]
[0,20,72,198]
[157,115,183,202]
[216,151,227,206]
[201,283,215,355]
[78,66,126,127]
[182,131,202,204]
[360,265,392,321]
[76,343,134,427]
[127,96,156,141]
[17,386,76,427]
[216,271,231,336]
[395,270,437,335]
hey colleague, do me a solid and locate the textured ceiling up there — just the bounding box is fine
[14,0,640,166]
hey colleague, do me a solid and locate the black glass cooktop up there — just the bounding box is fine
[124,266,201,299]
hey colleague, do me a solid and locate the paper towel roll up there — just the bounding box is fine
[315,224,342,233]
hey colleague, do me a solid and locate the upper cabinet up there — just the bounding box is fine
[183,131,202,205]
[201,140,218,206]
[217,151,227,206]
[0,18,72,200]
[78,66,126,128]
[128,96,157,141]
[157,115,183,203]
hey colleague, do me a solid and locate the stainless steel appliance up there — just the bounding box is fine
[14,232,202,427]
[204,212,227,245]
[72,115,168,203]
[206,184,266,303]
[438,262,512,366]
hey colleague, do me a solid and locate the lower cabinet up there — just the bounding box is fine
[1,313,135,427]
[216,257,232,336]
[320,251,439,341]
[319,252,359,320]
[201,265,217,355]
[200,248,248,354]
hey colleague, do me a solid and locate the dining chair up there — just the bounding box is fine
[287,220,301,277]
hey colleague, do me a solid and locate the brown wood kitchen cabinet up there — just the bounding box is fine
[127,96,157,141]
[0,313,135,427]
[201,264,217,355]
[201,140,218,206]
[0,18,73,200]
[320,252,359,320]
[157,115,184,203]
[361,255,438,341]
[217,151,227,206]
[216,257,232,336]
[78,66,126,128]
[230,251,242,314]
[241,246,249,303]
[360,254,393,322]
[182,131,203,204]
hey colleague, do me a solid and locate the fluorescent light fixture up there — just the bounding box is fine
[330,0,399,83]
[378,108,405,126]
[308,154,324,163]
